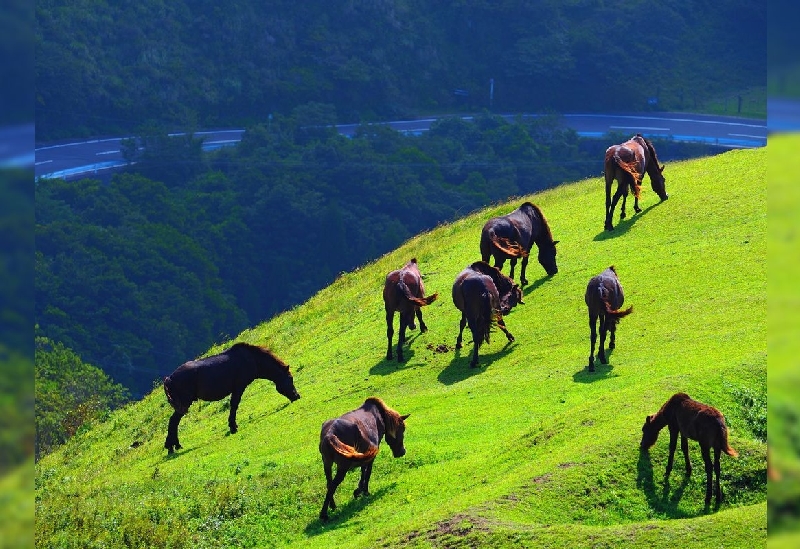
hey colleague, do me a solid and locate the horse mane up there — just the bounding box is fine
[235,342,291,373]
[526,202,555,244]
[364,396,403,435]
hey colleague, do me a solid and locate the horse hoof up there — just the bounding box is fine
[420,325,428,333]
[230,427,238,434]
[588,366,595,373]
[320,512,329,521]
[409,322,417,330]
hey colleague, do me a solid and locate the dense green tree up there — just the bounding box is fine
[34,336,130,460]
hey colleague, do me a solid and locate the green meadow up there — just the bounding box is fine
[35,145,767,548]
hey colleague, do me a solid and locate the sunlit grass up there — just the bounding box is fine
[35,145,766,548]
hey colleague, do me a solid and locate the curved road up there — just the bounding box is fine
[33,112,767,181]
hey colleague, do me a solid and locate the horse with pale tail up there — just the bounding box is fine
[319,397,409,520]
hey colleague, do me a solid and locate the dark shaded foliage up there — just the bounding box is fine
[35,1,765,140]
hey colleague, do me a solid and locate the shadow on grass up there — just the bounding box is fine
[163,447,197,461]
[369,332,425,376]
[437,341,517,385]
[520,272,555,298]
[592,201,662,241]
[571,354,618,383]
[637,450,693,519]
[304,483,394,535]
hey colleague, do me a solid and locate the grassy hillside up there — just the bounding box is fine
[35,146,767,548]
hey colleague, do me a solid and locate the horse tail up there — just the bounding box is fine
[613,151,643,198]
[475,290,494,344]
[163,376,189,414]
[598,287,632,322]
[720,421,739,457]
[491,235,529,258]
[325,434,379,462]
[397,280,439,307]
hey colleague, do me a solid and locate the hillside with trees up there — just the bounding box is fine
[35,0,765,140]
[34,114,716,397]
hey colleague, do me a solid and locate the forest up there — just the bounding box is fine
[35,0,765,140]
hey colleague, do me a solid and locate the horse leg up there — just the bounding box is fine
[456,313,466,349]
[354,462,374,498]
[396,314,408,362]
[416,308,428,333]
[608,323,616,350]
[470,340,481,368]
[496,316,515,344]
[713,447,723,504]
[385,310,395,361]
[619,191,628,220]
[701,444,714,506]
[588,313,598,371]
[320,463,348,520]
[633,191,642,214]
[519,255,529,286]
[509,258,517,280]
[606,188,624,231]
[165,410,185,453]
[681,434,692,476]
[228,389,244,433]
[597,314,608,364]
[604,174,614,230]
[665,427,679,478]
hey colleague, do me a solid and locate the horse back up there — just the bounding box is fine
[169,352,249,402]
[673,398,730,448]
[585,268,624,311]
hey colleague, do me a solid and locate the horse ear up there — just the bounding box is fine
[400,414,410,421]
[659,165,664,173]
[553,240,560,246]
[644,415,651,424]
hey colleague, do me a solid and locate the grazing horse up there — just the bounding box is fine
[640,392,739,506]
[585,266,633,372]
[319,397,409,520]
[603,134,668,231]
[383,258,439,362]
[163,342,301,454]
[452,261,523,368]
[480,202,559,285]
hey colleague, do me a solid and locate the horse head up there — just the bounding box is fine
[537,240,559,276]
[385,413,409,457]
[275,375,301,402]
[639,414,660,450]
[499,283,524,314]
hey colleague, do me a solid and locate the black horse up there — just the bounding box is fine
[319,397,409,520]
[452,261,523,368]
[163,342,300,453]
[584,266,633,371]
[479,201,559,285]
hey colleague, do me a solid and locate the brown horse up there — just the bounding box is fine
[479,202,559,285]
[604,134,668,231]
[452,261,523,368]
[319,397,409,520]
[640,392,739,506]
[163,342,300,453]
[585,266,632,372]
[383,258,438,362]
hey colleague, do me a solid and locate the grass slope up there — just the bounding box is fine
[35,146,767,548]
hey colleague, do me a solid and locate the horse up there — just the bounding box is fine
[479,201,559,285]
[603,133,668,231]
[452,261,523,368]
[319,397,409,520]
[383,258,439,362]
[640,392,739,506]
[163,342,301,454]
[585,266,633,372]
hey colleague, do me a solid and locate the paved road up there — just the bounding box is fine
[33,112,767,181]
